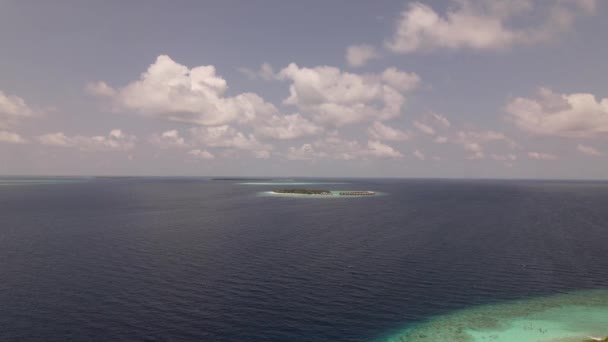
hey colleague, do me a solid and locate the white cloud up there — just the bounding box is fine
[0,131,27,144]
[414,149,426,160]
[345,44,380,67]
[577,144,603,156]
[278,63,420,126]
[367,121,410,141]
[507,87,608,137]
[455,130,516,159]
[0,90,35,128]
[190,125,272,158]
[188,149,215,160]
[429,112,451,127]
[414,121,435,135]
[85,81,116,97]
[434,136,448,144]
[237,62,277,81]
[287,136,403,160]
[287,143,317,160]
[381,67,421,92]
[385,0,595,53]
[413,113,451,136]
[366,140,404,158]
[255,113,322,139]
[38,129,136,151]
[88,55,278,126]
[150,130,189,149]
[528,151,558,160]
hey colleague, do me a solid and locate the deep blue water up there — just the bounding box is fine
[1,178,608,341]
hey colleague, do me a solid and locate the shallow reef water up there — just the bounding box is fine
[384,289,608,342]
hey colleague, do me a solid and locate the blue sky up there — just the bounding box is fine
[1,0,607,178]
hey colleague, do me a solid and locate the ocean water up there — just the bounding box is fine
[1,177,608,342]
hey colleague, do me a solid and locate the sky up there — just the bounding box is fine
[1,0,608,178]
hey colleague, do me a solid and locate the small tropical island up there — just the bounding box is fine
[273,189,332,195]
[271,189,377,196]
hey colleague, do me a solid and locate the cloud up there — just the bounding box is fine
[506,87,608,137]
[455,130,516,159]
[188,149,215,160]
[385,0,595,53]
[434,136,448,144]
[85,81,116,97]
[150,130,189,149]
[38,129,136,151]
[190,125,272,158]
[345,44,380,67]
[0,131,27,144]
[491,153,517,161]
[413,121,435,135]
[413,113,451,136]
[577,144,603,156]
[366,140,404,158]
[287,143,317,160]
[278,63,420,126]
[414,149,426,160]
[237,62,277,81]
[287,135,403,160]
[429,112,451,127]
[254,113,322,139]
[528,151,558,160]
[367,121,410,141]
[88,55,278,126]
[0,90,36,128]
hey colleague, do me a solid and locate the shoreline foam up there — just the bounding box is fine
[382,289,608,342]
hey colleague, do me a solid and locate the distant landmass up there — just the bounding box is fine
[212,177,273,181]
[273,189,332,195]
[272,189,377,196]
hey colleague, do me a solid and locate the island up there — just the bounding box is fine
[273,189,332,195]
[271,189,377,196]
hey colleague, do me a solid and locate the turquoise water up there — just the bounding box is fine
[258,190,383,198]
[383,289,608,342]
[240,182,347,185]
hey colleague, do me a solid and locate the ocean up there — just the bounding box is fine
[1,177,607,341]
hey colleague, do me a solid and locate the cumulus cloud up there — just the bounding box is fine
[385,0,596,53]
[0,90,36,128]
[0,131,27,144]
[414,149,426,160]
[506,87,608,137]
[287,143,317,160]
[414,121,435,135]
[150,130,189,149]
[188,149,215,160]
[577,144,603,156]
[255,113,322,139]
[345,44,380,67]
[237,62,277,81]
[366,140,404,158]
[87,55,278,126]
[287,136,403,160]
[455,130,516,159]
[278,63,420,126]
[413,113,451,136]
[429,112,451,127]
[38,129,136,151]
[190,125,272,158]
[434,136,448,144]
[367,121,410,141]
[528,151,558,160]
